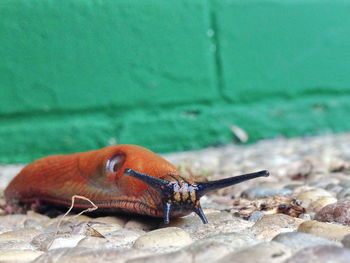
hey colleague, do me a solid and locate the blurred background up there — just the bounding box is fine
[1,0,350,163]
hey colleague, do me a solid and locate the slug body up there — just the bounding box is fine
[4,145,269,224]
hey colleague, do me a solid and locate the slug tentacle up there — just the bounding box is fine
[196,170,270,197]
[124,169,171,189]
[195,205,208,224]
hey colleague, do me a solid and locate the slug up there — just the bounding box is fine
[4,145,269,224]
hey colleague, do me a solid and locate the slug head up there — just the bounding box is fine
[124,168,269,224]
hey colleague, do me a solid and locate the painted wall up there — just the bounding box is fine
[1,0,350,163]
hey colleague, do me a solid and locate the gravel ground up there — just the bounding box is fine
[1,133,350,262]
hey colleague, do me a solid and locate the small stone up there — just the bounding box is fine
[33,247,154,263]
[248,211,265,222]
[337,188,350,200]
[308,176,339,189]
[0,214,28,230]
[251,214,304,241]
[298,213,312,221]
[297,188,333,207]
[49,234,86,250]
[339,180,350,188]
[298,220,350,240]
[0,240,34,250]
[325,183,343,194]
[284,245,350,263]
[87,222,122,236]
[169,212,252,240]
[133,227,192,249]
[0,250,43,262]
[314,200,350,225]
[194,232,259,251]
[31,233,56,251]
[26,211,50,223]
[241,187,292,200]
[77,228,144,249]
[90,216,128,227]
[76,236,109,249]
[0,228,42,243]
[124,217,160,231]
[284,184,304,190]
[217,242,292,263]
[106,228,144,247]
[167,211,234,232]
[272,232,341,250]
[308,197,337,212]
[341,234,350,248]
[23,219,44,230]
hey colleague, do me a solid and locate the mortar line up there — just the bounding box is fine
[208,1,227,102]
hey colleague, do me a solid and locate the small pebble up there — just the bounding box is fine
[87,222,122,236]
[216,242,292,263]
[241,187,292,200]
[90,216,128,227]
[124,217,160,231]
[339,180,350,188]
[298,220,350,240]
[341,234,350,248]
[314,200,350,225]
[0,228,42,243]
[284,245,350,263]
[26,211,50,223]
[337,188,350,200]
[272,232,341,250]
[248,211,265,222]
[168,210,231,229]
[284,184,304,190]
[76,236,109,249]
[33,247,154,263]
[308,176,338,189]
[133,227,192,249]
[23,219,44,230]
[325,183,343,194]
[106,228,144,247]
[193,232,259,251]
[76,228,145,249]
[49,234,86,250]
[0,249,43,262]
[184,216,253,240]
[251,214,304,241]
[0,214,28,229]
[308,197,337,213]
[31,233,55,251]
[0,240,33,250]
[297,189,333,207]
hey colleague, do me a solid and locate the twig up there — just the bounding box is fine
[47,195,98,250]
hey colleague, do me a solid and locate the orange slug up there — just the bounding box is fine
[4,145,269,224]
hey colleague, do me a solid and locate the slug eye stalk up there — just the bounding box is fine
[124,169,269,224]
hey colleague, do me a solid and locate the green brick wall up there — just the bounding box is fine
[1,0,350,163]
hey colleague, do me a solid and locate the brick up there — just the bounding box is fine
[0,0,217,114]
[214,0,350,102]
